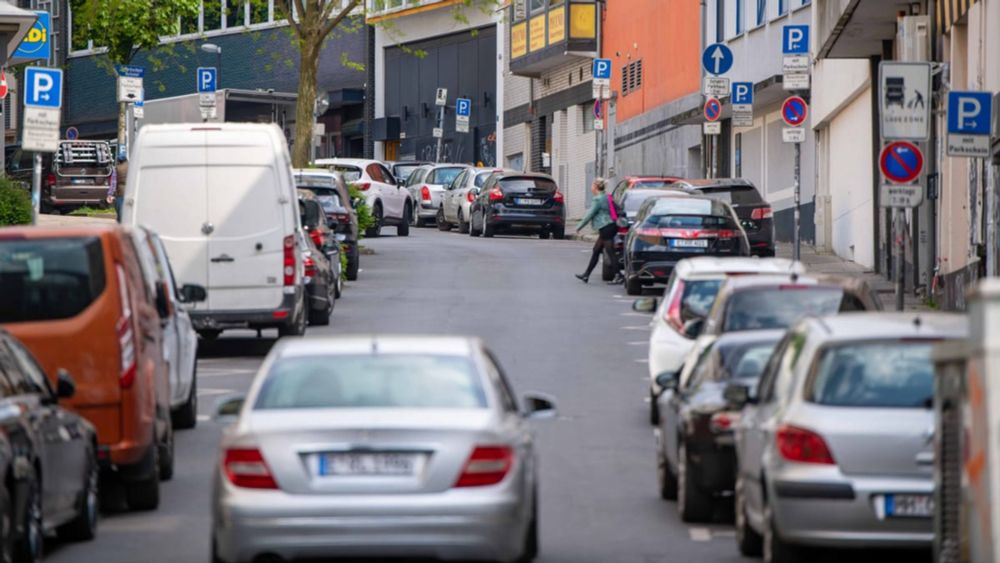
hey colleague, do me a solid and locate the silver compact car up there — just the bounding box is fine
[211,335,556,563]
[727,312,966,563]
[440,166,502,233]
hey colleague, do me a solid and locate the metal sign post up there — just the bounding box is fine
[879,141,925,311]
[434,87,447,163]
[782,96,808,261]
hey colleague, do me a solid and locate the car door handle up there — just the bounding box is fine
[211,254,235,263]
[915,452,934,466]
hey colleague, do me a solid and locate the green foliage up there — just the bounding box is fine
[71,0,201,65]
[339,247,349,281]
[69,206,116,217]
[0,181,32,226]
[349,184,375,238]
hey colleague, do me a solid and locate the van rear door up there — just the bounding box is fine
[205,131,288,312]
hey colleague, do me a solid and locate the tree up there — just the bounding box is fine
[71,0,201,144]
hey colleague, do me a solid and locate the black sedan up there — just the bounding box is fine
[671,179,775,257]
[654,330,782,522]
[298,195,340,326]
[624,195,750,295]
[470,171,566,239]
[295,170,360,281]
[0,329,100,560]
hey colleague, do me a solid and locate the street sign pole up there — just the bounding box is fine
[793,142,800,261]
[895,207,904,311]
[31,153,41,223]
[435,106,445,163]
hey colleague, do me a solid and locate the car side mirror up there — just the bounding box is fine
[655,371,679,394]
[723,382,755,408]
[522,392,558,420]
[682,318,704,339]
[56,369,76,399]
[632,297,658,314]
[214,394,246,421]
[179,284,207,303]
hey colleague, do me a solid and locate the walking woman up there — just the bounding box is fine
[575,178,624,284]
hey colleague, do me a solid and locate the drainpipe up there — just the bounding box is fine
[926,0,939,291]
[700,0,708,177]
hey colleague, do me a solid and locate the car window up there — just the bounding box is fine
[624,191,669,215]
[449,170,467,190]
[757,335,791,403]
[300,187,341,213]
[839,293,868,311]
[254,354,489,410]
[406,168,427,187]
[612,180,628,201]
[772,331,807,403]
[484,350,518,413]
[723,287,845,332]
[682,279,724,319]
[393,164,423,183]
[0,237,107,323]
[686,345,719,390]
[498,177,557,191]
[808,340,936,408]
[697,186,764,205]
[642,213,739,229]
[332,165,362,182]
[474,171,493,187]
[378,164,396,185]
[0,345,18,398]
[2,340,46,396]
[299,199,324,229]
[430,167,465,186]
[366,164,385,183]
[720,340,780,381]
[634,180,676,189]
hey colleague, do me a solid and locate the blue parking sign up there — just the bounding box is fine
[456,98,472,117]
[23,67,62,108]
[782,25,809,55]
[197,67,218,93]
[948,91,992,136]
[592,58,612,81]
[732,82,753,105]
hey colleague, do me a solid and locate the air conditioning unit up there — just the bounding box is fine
[897,15,930,62]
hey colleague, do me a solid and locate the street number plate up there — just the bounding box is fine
[516,198,543,206]
[671,239,709,248]
[885,494,933,518]
[318,453,419,476]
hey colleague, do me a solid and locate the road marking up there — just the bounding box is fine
[643,396,651,403]
[635,359,649,364]
[627,341,647,346]
[621,325,650,331]
[689,528,712,542]
[197,414,211,422]
[621,312,647,317]
[198,387,237,397]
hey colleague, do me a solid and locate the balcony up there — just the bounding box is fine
[816,0,910,59]
[366,0,459,22]
[509,0,597,77]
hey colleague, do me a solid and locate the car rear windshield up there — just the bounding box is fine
[643,214,737,229]
[681,279,724,318]
[499,177,557,192]
[723,287,845,332]
[474,171,493,187]
[720,340,780,380]
[303,188,342,213]
[633,180,675,189]
[624,190,678,214]
[697,186,764,205]
[393,164,423,182]
[254,354,488,410]
[430,167,465,186]
[332,166,362,182]
[0,237,106,323]
[295,175,336,189]
[808,341,936,408]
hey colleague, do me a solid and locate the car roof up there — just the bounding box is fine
[800,312,967,342]
[675,257,805,277]
[626,176,685,183]
[314,158,377,168]
[0,224,121,238]
[719,272,872,293]
[389,161,430,166]
[273,335,480,358]
[496,171,555,181]
[673,178,757,189]
[293,168,337,176]
[713,329,787,347]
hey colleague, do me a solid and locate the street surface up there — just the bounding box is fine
[43,229,924,563]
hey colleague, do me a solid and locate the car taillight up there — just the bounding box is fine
[488,187,504,202]
[710,411,739,433]
[466,191,476,203]
[303,255,317,279]
[421,186,431,201]
[716,229,738,239]
[308,229,323,248]
[333,212,350,224]
[553,191,564,203]
[283,235,296,286]
[776,424,835,465]
[45,173,56,187]
[664,280,685,333]
[751,207,773,220]
[356,182,371,191]
[454,445,514,487]
[635,227,662,237]
[114,265,137,389]
[223,448,278,489]
[617,226,629,235]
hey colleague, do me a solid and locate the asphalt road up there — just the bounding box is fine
[42,227,921,563]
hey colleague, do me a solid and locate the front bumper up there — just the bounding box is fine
[190,291,302,330]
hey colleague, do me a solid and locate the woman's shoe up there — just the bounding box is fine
[609,274,625,285]
[575,273,589,283]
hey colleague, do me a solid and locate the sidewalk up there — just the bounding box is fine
[36,213,115,227]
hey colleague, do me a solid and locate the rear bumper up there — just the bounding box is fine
[488,206,565,228]
[190,291,302,330]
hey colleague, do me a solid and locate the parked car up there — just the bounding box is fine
[42,140,116,213]
[0,225,183,511]
[135,227,204,430]
[727,313,966,561]
[654,330,783,521]
[670,179,776,257]
[469,171,566,239]
[632,257,805,424]
[315,158,410,237]
[404,164,468,227]
[606,188,692,280]
[0,329,100,555]
[5,143,52,192]
[440,166,500,233]
[211,335,557,563]
[298,196,339,327]
[623,195,751,295]
[125,123,308,340]
[610,176,686,201]
[387,160,431,186]
[294,169,360,281]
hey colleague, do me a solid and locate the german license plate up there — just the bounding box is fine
[671,239,708,248]
[319,453,418,476]
[516,198,543,206]
[71,178,93,185]
[885,494,933,518]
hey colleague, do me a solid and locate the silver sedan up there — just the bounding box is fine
[211,335,556,563]
[440,167,501,233]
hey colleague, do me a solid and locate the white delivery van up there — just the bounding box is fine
[122,123,306,339]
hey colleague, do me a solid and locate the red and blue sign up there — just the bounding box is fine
[880,141,924,184]
[704,98,722,122]
[781,96,808,127]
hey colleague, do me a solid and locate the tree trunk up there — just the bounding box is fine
[292,38,320,168]
[117,102,126,154]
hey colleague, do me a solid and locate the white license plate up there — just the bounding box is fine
[885,494,933,518]
[671,239,709,248]
[516,198,544,206]
[71,178,92,185]
[319,453,418,476]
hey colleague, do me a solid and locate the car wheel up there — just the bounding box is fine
[763,498,799,563]
[458,210,470,234]
[397,204,410,236]
[158,422,175,481]
[678,440,712,522]
[515,490,539,563]
[552,226,566,240]
[735,472,763,556]
[57,448,99,542]
[657,438,678,500]
[483,216,495,238]
[469,212,481,237]
[625,276,643,296]
[278,306,307,337]
[172,366,198,430]
[0,484,13,563]
[539,230,551,239]
[126,444,160,512]
[346,245,359,281]
[211,533,227,563]
[649,389,660,425]
[198,329,221,341]
[13,471,42,563]
[601,252,616,282]
[366,203,383,237]
[436,208,452,231]
[308,298,331,326]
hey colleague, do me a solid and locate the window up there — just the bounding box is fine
[620,60,643,96]
[4,339,50,397]
[530,0,546,13]
[735,0,743,35]
[808,341,935,408]
[777,0,787,15]
[716,0,724,43]
[506,153,524,171]
[366,163,386,183]
[582,103,595,132]
[0,237,107,323]
[722,287,846,332]
[755,0,766,27]
[203,1,223,31]
[250,0,270,24]
[485,350,519,413]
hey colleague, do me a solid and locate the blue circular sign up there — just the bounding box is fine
[781,96,808,127]
[702,44,734,76]
[704,98,722,122]
[880,141,924,184]
[65,126,79,140]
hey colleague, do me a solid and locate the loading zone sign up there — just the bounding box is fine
[879,62,931,140]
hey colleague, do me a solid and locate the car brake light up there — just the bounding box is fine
[716,229,738,239]
[223,448,278,489]
[454,445,514,487]
[303,255,317,279]
[776,424,835,465]
[114,264,137,389]
[664,280,685,333]
[283,235,296,286]
[421,186,431,201]
[308,229,323,248]
[333,212,350,224]
[617,226,629,235]
[467,191,476,203]
[635,227,662,236]
[356,182,371,191]
[751,207,773,220]
[710,411,739,433]
[45,173,56,187]
[553,191,565,203]
[488,187,504,202]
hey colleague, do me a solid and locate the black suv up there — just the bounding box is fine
[295,170,360,281]
[670,179,775,257]
[469,171,566,239]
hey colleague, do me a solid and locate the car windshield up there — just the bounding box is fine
[254,354,488,410]
[625,191,676,214]
[720,341,780,380]
[809,341,936,408]
[332,165,362,182]
[499,178,557,191]
[633,180,675,189]
[681,279,724,318]
[697,186,763,205]
[430,167,465,185]
[723,287,845,332]
[0,237,106,323]
[295,175,336,189]
[393,164,423,182]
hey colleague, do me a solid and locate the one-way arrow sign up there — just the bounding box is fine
[702,43,733,76]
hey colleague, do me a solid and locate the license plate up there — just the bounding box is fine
[671,239,708,248]
[318,453,419,476]
[516,198,543,206]
[71,178,93,185]
[885,494,933,518]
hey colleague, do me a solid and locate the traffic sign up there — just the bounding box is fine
[432,127,443,138]
[456,98,472,117]
[65,126,79,140]
[703,122,721,135]
[435,88,448,107]
[592,58,612,87]
[0,71,8,99]
[947,91,993,157]
[134,96,144,119]
[704,98,722,122]
[703,77,730,98]
[13,11,50,62]
[732,82,753,105]
[783,127,805,143]
[197,67,217,93]
[783,73,810,90]
[116,65,144,103]
[702,43,733,76]
[879,184,924,208]
[23,67,62,108]
[880,141,924,184]
[781,96,808,127]
[879,62,931,140]
[782,25,809,54]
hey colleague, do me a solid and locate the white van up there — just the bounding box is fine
[122,123,307,339]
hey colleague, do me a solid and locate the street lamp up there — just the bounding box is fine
[200,43,222,87]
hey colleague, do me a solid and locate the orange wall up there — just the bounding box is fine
[603,0,701,122]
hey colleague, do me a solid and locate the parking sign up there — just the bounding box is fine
[782,25,809,55]
[197,67,218,93]
[23,67,62,108]
[593,58,612,87]
[947,91,994,157]
[732,82,753,105]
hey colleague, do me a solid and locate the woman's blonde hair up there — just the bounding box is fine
[593,177,607,191]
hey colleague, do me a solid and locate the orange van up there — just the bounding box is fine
[0,225,174,510]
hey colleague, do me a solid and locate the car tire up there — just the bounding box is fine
[515,490,539,563]
[309,300,331,326]
[346,245,359,281]
[763,498,798,563]
[436,208,452,231]
[649,389,660,425]
[211,534,228,563]
[397,204,410,237]
[539,230,550,240]
[366,203,383,237]
[483,217,495,238]
[469,212,481,237]
[278,307,306,337]
[626,276,643,295]
[158,422,175,482]
[458,210,470,234]
[13,471,42,563]
[198,329,221,341]
[552,226,566,240]
[657,440,678,500]
[678,440,712,522]
[172,367,198,430]
[735,472,763,556]
[57,449,99,542]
